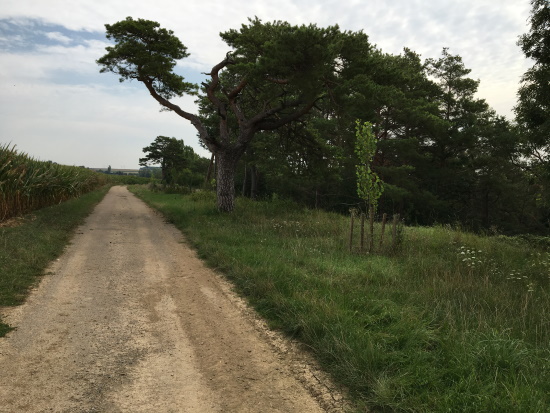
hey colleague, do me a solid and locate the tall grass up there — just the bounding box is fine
[131,187,550,413]
[0,144,108,222]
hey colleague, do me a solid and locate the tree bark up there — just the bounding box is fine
[216,149,241,212]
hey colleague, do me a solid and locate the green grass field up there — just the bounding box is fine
[2,183,548,412]
[131,186,549,413]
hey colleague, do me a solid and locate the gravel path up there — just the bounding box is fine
[0,186,344,412]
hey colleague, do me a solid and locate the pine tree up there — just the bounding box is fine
[516,0,550,227]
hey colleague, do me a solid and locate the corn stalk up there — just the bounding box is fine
[0,144,108,222]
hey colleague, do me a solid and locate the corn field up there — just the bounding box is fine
[0,144,109,222]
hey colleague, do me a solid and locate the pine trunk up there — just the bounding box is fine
[216,149,241,212]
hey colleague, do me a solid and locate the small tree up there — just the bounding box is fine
[516,0,550,215]
[355,120,384,252]
[355,120,384,212]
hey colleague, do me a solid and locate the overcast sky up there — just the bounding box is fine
[0,0,533,169]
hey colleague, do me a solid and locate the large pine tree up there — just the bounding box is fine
[516,0,550,227]
[98,17,357,212]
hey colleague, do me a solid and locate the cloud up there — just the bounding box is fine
[45,31,72,44]
[1,81,205,167]
[0,40,110,85]
[0,0,534,168]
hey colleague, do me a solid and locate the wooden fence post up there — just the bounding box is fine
[379,213,387,250]
[360,213,365,252]
[349,211,355,252]
[368,205,375,253]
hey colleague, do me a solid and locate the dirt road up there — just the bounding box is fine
[0,186,344,412]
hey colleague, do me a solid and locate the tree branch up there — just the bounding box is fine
[265,77,289,84]
[203,54,238,121]
[142,78,218,152]
[227,78,248,100]
[255,98,322,131]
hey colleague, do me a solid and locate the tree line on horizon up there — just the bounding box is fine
[98,0,550,235]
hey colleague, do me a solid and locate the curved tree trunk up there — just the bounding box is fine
[216,149,241,212]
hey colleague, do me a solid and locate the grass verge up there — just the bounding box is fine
[0,185,111,336]
[131,186,549,413]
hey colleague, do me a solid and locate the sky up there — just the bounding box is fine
[0,0,534,169]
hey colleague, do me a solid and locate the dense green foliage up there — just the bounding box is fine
[98,17,381,212]
[236,45,546,235]
[0,186,110,336]
[98,13,549,233]
[0,144,109,222]
[131,186,549,413]
[107,174,152,185]
[355,121,384,211]
[97,17,196,99]
[139,135,209,187]
[516,0,550,226]
[517,0,550,137]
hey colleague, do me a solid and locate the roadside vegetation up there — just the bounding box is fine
[0,186,111,336]
[96,8,550,231]
[0,144,153,336]
[131,185,549,413]
[0,143,125,335]
[1,3,547,407]
[0,144,109,222]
